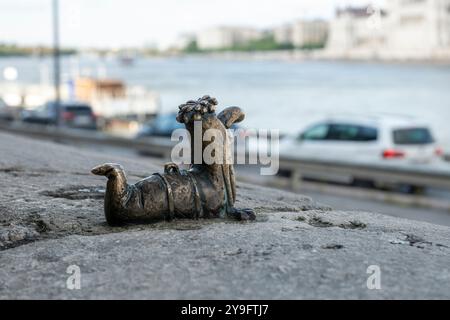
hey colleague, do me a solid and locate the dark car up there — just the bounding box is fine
[21,101,97,130]
[136,112,243,139]
[0,97,15,121]
[136,112,184,138]
[135,112,248,158]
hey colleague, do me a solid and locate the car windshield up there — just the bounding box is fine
[65,105,92,114]
[301,124,329,140]
[301,123,378,142]
[327,124,378,141]
[35,104,49,113]
[393,128,434,145]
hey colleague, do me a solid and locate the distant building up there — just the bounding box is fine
[291,20,329,48]
[273,24,293,45]
[172,33,196,51]
[326,0,450,59]
[385,0,450,58]
[273,20,329,48]
[326,6,387,53]
[196,27,263,50]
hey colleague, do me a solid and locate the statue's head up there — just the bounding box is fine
[176,95,218,124]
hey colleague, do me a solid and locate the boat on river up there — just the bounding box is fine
[0,77,161,126]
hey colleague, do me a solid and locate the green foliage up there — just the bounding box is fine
[299,42,326,51]
[0,44,26,56]
[0,43,77,57]
[229,35,294,52]
[183,40,200,53]
[183,34,327,53]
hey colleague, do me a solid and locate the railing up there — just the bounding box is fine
[0,121,175,158]
[277,155,450,191]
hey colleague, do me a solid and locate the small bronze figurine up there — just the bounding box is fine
[91,95,255,226]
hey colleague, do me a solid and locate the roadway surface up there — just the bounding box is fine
[300,190,450,227]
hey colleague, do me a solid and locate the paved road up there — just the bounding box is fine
[301,190,450,227]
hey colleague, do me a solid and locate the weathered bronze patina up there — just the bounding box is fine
[91,95,255,226]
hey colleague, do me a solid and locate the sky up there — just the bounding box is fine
[0,0,385,49]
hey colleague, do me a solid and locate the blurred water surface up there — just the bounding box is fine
[1,56,450,147]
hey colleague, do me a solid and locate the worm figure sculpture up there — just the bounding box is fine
[91,95,256,226]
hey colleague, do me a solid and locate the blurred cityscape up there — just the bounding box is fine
[2,0,450,61]
[175,0,450,61]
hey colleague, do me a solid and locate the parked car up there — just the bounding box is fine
[281,115,442,163]
[136,112,244,139]
[21,101,97,130]
[135,112,248,158]
[279,115,444,190]
[0,97,15,121]
[136,112,184,138]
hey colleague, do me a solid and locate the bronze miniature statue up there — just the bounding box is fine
[91,95,255,226]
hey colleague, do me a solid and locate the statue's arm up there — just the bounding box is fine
[217,107,245,129]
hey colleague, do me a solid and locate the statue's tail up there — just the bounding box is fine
[91,163,125,178]
[91,163,128,226]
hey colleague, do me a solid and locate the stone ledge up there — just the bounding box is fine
[0,132,449,299]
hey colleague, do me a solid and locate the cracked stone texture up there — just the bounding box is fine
[0,131,449,299]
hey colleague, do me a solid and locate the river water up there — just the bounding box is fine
[1,55,450,147]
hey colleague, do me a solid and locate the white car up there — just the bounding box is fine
[278,115,444,188]
[280,115,443,164]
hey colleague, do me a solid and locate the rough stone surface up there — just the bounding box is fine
[0,131,449,299]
